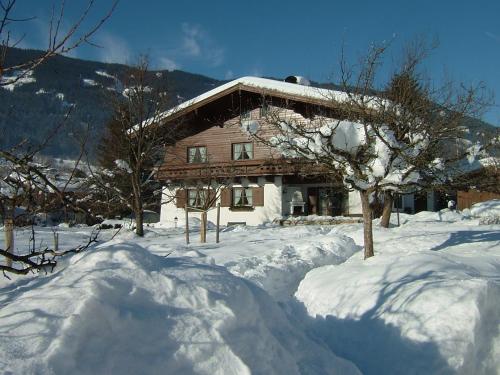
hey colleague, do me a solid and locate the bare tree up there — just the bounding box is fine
[173,173,233,243]
[259,40,491,259]
[1,0,117,86]
[0,0,116,274]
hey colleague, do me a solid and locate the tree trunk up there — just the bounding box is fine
[200,211,207,243]
[135,208,144,236]
[131,174,144,237]
[360,190,375,259]
[4,216,14,268]
[380,191,394,228]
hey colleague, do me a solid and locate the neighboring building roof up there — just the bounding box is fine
[150,76,350,126]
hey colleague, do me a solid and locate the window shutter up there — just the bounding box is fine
[176,189,187,208]
[252,187,264,206]
[220,188,232,207]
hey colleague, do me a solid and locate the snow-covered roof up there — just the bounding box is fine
[151,76,350,126]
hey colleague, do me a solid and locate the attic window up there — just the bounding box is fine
[187,146,207,163]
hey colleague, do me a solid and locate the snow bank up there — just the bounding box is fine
[0,242,360,375]
[296,222,500,375]
[226,230,359,301]
[152,225,360,302]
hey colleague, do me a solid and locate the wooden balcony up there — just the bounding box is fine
[156,159,332,181]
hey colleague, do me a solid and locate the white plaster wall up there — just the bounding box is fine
[348,190,362,215]
[160,177,283,227]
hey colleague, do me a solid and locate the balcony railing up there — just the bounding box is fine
[157,159,331,180]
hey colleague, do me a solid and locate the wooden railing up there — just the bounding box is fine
[157,159,330,180]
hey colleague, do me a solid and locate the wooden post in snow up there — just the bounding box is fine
[53,232,59,252]
[216,203,220,243]
[396,194,400,227]
[185,204,189,245]
[200,211,207,243]
[4,217,14,267]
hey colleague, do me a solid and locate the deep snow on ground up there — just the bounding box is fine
[0,242,358,375]
[1,201,499,374]
[297,208,500,375]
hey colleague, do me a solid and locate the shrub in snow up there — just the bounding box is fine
[479,216,500,225]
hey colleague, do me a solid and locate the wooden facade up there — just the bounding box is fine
[158,103,337,181]
[457,190,500,210]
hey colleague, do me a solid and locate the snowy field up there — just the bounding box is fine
[0,201,499,374]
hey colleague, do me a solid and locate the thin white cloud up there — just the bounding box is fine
[181,23,202,56]
[249,66,263,77]
[177,23,225,67]
[157,57,179,71]
[485,31,500,43]
[96,32,132,64]
[224,70,234,80]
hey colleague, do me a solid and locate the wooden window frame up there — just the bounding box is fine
[232,187,253,207]
[232,142,253,161]
[187,146,207,164]
[187,189,207,208]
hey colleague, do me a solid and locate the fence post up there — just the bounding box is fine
[53,232,59,252]
[216,203,220,243]
[200,211,207,243]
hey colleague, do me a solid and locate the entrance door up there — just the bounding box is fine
[318,188,344,216]
[414,192,427,213]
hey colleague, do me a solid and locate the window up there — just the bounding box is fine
[187,146,207,163]
[233,187,253,207]
[188,189,206,208]
[232,142,253,160]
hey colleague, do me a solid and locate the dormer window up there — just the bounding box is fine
[187,146,207,163]
[232,142,253,160]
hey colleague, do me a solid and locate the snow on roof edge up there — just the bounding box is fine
[149,76,349,126]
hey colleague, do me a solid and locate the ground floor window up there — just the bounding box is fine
[233,187,253,207]
[188,189,206,208]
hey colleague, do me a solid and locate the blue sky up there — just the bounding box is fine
[9,0,500,124]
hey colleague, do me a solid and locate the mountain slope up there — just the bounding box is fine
[0,48,224,157]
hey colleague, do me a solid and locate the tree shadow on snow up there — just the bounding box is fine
[431,230,500,252]
[290,265,461,375]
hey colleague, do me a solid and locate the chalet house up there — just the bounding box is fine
[155,76,432,227]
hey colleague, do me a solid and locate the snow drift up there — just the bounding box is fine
[296,209,500,375]
[0,241,360,375]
